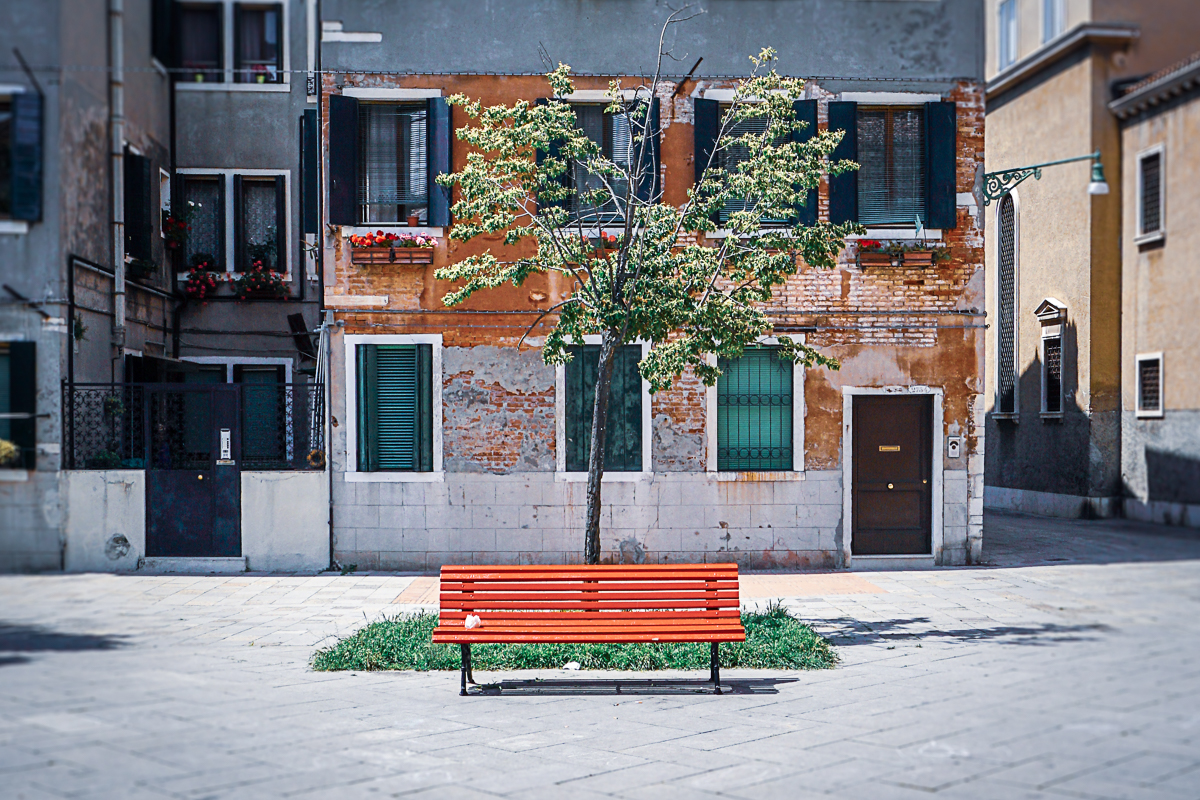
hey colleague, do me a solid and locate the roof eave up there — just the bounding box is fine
[986,23,1139,101]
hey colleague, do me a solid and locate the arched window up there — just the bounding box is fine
[997,193,1018,415]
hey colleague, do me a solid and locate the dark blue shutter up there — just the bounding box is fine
[924,101,957,230]
[9,342,36,469]
[11,93,43,222]
[124,153,153,260]
[534,98,566,212]
[328,93,359,226]
[426,96,452,227]
[693,98,720,187]
[301,110,318,233]
[274,175,287,274]
[152,0,174,65]
[634,98,660,203]
[826,101,857,224]
[792,99,818,226]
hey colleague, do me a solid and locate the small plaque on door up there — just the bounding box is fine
[216,459,235,466]
[879,445,901,452]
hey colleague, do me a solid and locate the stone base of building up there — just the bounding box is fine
[984,485,1121,519]
[1124,498,1200,529]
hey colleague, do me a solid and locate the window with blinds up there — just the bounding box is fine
[1139,151,1162,237]
[358,103,428,225]
[356,344,434,472]
[997,194,1017,414]
[718,109,787,226]
[1042,336,1063,415]
[717,348,793,471]
[567,105,633,223]
[1137,355,1163,417]
[856,107,926,226]
[564,345,642,472]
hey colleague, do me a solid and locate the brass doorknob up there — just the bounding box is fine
[198,475,204,481]
[887,483,893,489]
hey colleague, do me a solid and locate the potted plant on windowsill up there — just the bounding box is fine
[856,239,951,268]
[182,253,221,301]
[127,257,158,282]
[349,231,438,265]
[234,260,289,300]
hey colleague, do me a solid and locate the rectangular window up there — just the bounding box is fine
[178,3,223,83]
[1138,150,1163,239]
[234,4,283,83]
[359,103,428,225]
[999,0,1018,69]
[857,107,925,226]
[0,342,36,469]
[356,344,434,472]
[183,176,224,268]
[1043,0,1064,42]
[718,107,788,226]
[564,345,642,472]
[236,176,282,270]
[717,348,793,471]
[0,98,10,216]
[1137,354,1163,418]
[235,365,287,468]
[996,194,1018,415]
[1042,335,1063,415]
[568,105,633,223]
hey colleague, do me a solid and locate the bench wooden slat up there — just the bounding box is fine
[443,580,739,592]
[441,591,739,603]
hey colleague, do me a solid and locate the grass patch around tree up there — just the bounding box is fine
[311,603,837,672]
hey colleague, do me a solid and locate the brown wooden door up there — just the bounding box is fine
[852,394,932,555]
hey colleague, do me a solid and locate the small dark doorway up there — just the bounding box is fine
[145,384,241,557]
[852,394,933,555]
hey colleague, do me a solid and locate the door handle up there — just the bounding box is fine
[887,483,893,490]
[198,474,204,481]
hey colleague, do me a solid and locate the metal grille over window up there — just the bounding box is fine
[1043,337,1062,414]
[565,345,642,472]
[997,194,1017,414]
[568,105,632,223]
[358,104,428,224]
[1139,358,1161,413]
[857,107,925,226]
[717,348,793,471]
[1140,153,1161,236]
[184,178,223,267]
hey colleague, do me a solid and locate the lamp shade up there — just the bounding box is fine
[1088,159,1109,195]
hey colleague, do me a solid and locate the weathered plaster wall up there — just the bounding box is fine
[242,471,330,571]
[62,470,145,573]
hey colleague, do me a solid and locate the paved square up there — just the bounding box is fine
[2,512,1199,799]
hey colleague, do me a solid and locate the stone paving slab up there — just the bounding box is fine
[2,512,1200,798]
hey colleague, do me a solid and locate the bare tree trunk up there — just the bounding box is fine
[584,329,619,564]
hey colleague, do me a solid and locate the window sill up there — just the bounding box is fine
[848,229,943,241]
[1136,409,1164,419]
[176,82,292,93]
[1040,411,1064,422]
[712,471,805,482]
[1134,231,1165,247]
[706,227,794,240]
[555,471,651,483]
[342,226,443,237]
[345,471,445,483]
[991,412,1019,422]
[0,220,30,235]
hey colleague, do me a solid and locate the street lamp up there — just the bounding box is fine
[983,150,1109,205]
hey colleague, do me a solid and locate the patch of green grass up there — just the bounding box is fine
[311,603,837,672]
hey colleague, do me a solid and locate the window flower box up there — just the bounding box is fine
[856,239,949,269]
[349,231,437,265]
[902,251,935,267]
[857,252,895,268]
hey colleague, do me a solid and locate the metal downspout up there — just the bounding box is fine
[109,0,126,376]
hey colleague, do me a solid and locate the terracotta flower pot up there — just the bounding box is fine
[351,246,435,265]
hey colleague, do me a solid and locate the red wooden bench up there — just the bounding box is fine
[431,563,745,695]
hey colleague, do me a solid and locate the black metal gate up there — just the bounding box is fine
[144,385,241,557]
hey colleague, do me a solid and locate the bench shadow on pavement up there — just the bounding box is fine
[0,623,129,667]
[817,617,1110,647]
[468,676,797,696]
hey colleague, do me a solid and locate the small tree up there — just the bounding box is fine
[439,23,860,564]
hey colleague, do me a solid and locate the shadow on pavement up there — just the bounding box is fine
[817,616,1110,647]
[0,623,129,662]
[982,510,1200,568]
[468,676,798,696]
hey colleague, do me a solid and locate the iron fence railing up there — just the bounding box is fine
[63,382,325,471]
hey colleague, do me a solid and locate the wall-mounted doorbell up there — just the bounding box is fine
[947,436,963,458]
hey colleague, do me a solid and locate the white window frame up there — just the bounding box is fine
[998,0,1019,70]
[343,333,444,482]
[174,168,291,278]
[176,0,292,93]
[705,337,806,480]
[1042,0,1065,43]
[1039,330,1064,419]
[1135,352,1164,419]
[555,336,652,482]
[1135,144,1165,245]
[159,168,171,238]
[993,190,1020,419]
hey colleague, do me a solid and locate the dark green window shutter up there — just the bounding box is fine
[565,345,642,472]
[124,152,153,261]
[152,0,174,65]
[274,174,287,274]
[301,109,318,233]
[426,96,452,227]
[792,99,818,227]
[357,344,433,472]
[328,93,359,225]
[11,92,42,222]
[9,341,36,469]
[232,175,245,270]
[634,98,660,203]
[534,98,566,212]
[924,101,957,230]
[717,348,793,471]
[826,101,857,224]
[693,98,719,187]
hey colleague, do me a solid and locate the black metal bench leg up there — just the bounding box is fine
[466,646,476,685]
[711,642,722,695]
[460,644,470,696]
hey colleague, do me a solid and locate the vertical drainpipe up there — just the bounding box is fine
[110,0,126,377]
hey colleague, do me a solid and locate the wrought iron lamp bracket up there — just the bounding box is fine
[982,151,1103,206]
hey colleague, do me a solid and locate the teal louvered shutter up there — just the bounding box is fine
[426,96,452,227]
[826,101,857,224]
[924,101,957,230]
[301,109,318,233]
[327,94,359,225]
[633,98,660,203]
[717,348,793,471]
[11,92,43,222]
[357,344,433,472]
[7,342,36,469]
[792,99,818,226]
[564,345,642,472]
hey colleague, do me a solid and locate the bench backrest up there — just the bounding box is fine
[439,564,741,624]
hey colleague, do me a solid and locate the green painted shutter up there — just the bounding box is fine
[357,344,432,472]
[328,94,359,225]
[565,345,642,472]
[124,152,153,261]
[717,348,792,471]
[534,98,566,212]
[426,96,452,227]
[924,101,957,230]
[301,109,318,233]
[9,341,36,469]
[792,99,818,227]
[11,93,42,222]
[634,98,660,203]
[826,101,857,224]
